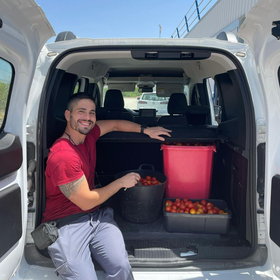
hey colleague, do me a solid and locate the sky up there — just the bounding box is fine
[35,0,193,41]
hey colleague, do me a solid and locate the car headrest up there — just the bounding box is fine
[167,93,188,115]
[104,89,124,110]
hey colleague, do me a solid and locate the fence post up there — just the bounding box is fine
[184,16,189,33]
[195,0,201,20]
[176,27,180,38]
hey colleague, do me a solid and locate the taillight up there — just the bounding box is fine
[160,101,168,104]
[138,101,147,104]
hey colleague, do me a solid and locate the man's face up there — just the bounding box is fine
[67,99,96,135]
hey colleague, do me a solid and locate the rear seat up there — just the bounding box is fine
[134,109,157,126]
[157,93,188,125]
[97,89,134,121]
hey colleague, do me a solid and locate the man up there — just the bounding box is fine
[42,93,171,280]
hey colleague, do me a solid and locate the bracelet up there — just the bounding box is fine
[140,125,147,134]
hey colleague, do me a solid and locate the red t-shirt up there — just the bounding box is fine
[42,125,101,222]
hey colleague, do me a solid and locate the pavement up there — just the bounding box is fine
[124,97,138,109]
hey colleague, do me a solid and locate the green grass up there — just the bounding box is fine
[0,81,9,126]
[122,90,141,97]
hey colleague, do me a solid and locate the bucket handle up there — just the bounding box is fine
[138,163,155,172]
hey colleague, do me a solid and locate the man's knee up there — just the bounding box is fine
[116,257,131,271]
[64,259,98,280]
[106,258,133,279]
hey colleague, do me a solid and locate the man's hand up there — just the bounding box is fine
[115,172,140,189]
[144,126,172,141]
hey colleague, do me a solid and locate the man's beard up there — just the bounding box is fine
[70,118,94,135]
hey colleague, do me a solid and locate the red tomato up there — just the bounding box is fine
[202,206,207,213]
[175,201,181,207]
[212,207,220,214]
[171,205,177,210]
[200,199,207,206]
[206,202,214,208]
[165,206,172,212]
[187,202,194,209]
[165,200,173,207]
[179,203,186,210]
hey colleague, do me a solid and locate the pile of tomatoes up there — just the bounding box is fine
[164,198,228,215]
[139,175,161,186]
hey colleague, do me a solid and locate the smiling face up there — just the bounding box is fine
[65,98,96,135]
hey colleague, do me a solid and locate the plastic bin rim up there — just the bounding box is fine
[161,144,216,152]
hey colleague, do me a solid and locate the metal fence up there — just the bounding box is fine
[171,0,218,38]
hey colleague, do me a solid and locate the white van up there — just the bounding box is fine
[1,0,280,279]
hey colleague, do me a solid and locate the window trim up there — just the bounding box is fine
[0,57,15,131]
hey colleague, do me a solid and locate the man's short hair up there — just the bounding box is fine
[67,93,95,111]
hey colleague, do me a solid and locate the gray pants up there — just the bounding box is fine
[48,207,134,280]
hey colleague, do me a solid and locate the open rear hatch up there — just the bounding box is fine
[25,39,264,270]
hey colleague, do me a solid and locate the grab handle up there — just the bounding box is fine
[138,163,155,172]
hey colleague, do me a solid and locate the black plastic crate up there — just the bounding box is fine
[163,198,231,234]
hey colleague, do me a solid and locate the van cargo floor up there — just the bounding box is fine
[25,213,258,269]
[115,214,252,266]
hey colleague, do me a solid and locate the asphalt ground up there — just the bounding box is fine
[124,97,137,109]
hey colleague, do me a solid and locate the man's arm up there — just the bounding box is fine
[96,119,171,141]
[59,172,140,211]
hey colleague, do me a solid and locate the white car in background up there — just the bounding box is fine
[137,92,169,115]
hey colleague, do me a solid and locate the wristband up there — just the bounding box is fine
[140,125,147,134]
